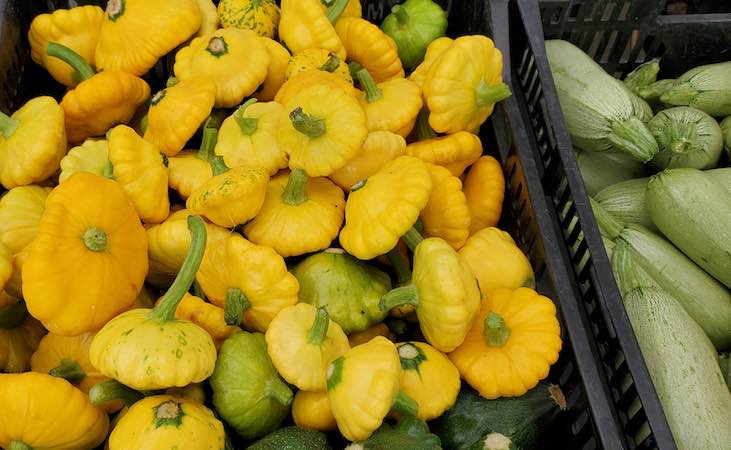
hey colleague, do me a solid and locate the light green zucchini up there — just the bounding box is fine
[638,79,675,106]
[648,107,723,170]
[594,178,655,231]
[592,199,731,349]
[721,116,731,153]
[660,62,731,117]
[611,242,731,450]
[720,353,731,392]
[624,60,659,96]
[545,40,659,162]
[647,168,731,289]
[575,147,649,196]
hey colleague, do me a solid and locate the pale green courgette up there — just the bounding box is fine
[592,199,731,349]
[720,353,731,392]
[721,116,731,153]
[638,79,675,106]
[647,168,731,289]
[624,60,659,96]
[611,242,731,450]
[648,107,723,170]
[546,40,659,162]
[575,147,648,196]
[660,62,731,116]
[594,178,656,231]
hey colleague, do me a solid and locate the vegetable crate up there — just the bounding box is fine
[507,0,731,449]
[0,0,622,449]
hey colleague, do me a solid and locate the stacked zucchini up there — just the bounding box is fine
[547,40,731,450]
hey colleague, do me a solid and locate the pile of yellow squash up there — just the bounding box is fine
[0,0,564,448]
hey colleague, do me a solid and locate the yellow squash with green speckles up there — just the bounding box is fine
[218,0,281,38]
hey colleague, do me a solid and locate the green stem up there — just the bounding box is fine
[402,227,424,252]
[379,284,419,312]
[391,391,419,417]
[319,55,341,73]
[387,248,411,285]
[0,110,19,139]
[307,307,330,345]
[166,77,179,88]
[102,160,115,179]
[660,81,698,106]
[608,117,658,162]
[392,4,410,25]
[9,441,32,450]
[326,0,349,23]
[89,380,144,407]
[83,228,108,252]
[149,216,207,323]
[281,168,309,206]
[204,110,228,131]
[49,359,86,385]
[0,301,28,329]
[475,80,512,107]
[198,127,218,162]
[265,379,294,406]
[415,109,437,140]
[224,287,250,326]
[483,311,511,347]
[46,42,94,83]
[590,198,625,240]
[385,317,407,335]
[348,61,364,79]
[357,68,383,103]
[209,156,229,176]
[234,99,259,136]
[290,107,326,139]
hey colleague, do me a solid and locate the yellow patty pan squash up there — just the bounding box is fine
[420,163,471,250]
[0,243,11,291]
[0,185,51,298]
[406,129,483,177]
[274,69,358,105]
[0,96,65,189]
[256,37,291,102]
[340,156,432,260]
[146,208,229,288]
[90,215,217,390]
[215,99,287,175]
[279,0,347,59]
[59,138,109,183]
[175,29,270,108]
[409,36,453,88]
[330,0,362,18]
[396,341,460,420]
[23,173,148,336]
[326,336,417,441]
[108,125,170,224]
[0,295,45,373]
[219,0,280,38]
[279,83,367,177]
[450,288,562,399]
[336,17,404,82]
[28,5,104,87]
[108,395,225,450]
[95,0,201,76]
[197,232,299,331]
[424,35,512,134]
[266,303,349,391]
[144,77,216,157]
[47,43,150,144]
[194,0,219,37]
[171,293,239,345]
[348,322,395,347]
[460,227,535,294]
[286,48,353,85]
[355,66,422,137]
[0,372,109,450]
[380,236,481,352]
[464,155,505,233]
[244,170,345,257]
[330,131,406,191]
[30,332,123,413]
[167,128,216,200]
[292,390,338,432]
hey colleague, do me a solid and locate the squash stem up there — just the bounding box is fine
[391,390,419,417]
[0,110,19,139]
[204,109,228,131]
[357,68,384,103]
[46,42,94,83]
[197,127,218,162]
[415,109,437,140]
[290,107,326,139]
[387,248,411,285]
[89,380,144,407]
[326,0,350,23]
[402,226,424,252]
[392,4,410,25]
[483,311,511,347]
[0,301,27,329]
[149,215,207,323]
[319,55,341,73]
[102,160,115,179]
[307,307,330,345]
[608,117,658,162]
[281,168,309,206]
[234,99,259,136]
[265,379,294,406]
[589,198,624,240]
[9,441,32,450]
[224,287,250,326]
[385,317,407,335]
[49,358,86,385]
[660,82,698,106]
[475,80,512,107]
[166,77,179,88]
[83,228,108,252]
[210,156,229,176]
[379,284,419,312]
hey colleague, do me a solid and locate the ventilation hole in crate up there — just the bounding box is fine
[600,30,620,63]
[550,7,563,25]
[600,1,616,21]
[567,2,581,21]
[618,1,631,20]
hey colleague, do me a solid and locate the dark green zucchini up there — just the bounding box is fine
[246,426,331,450]
[344,417,441,450]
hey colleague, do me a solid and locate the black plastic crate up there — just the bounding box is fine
[1,0,619,448]
[507,0,731,449]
